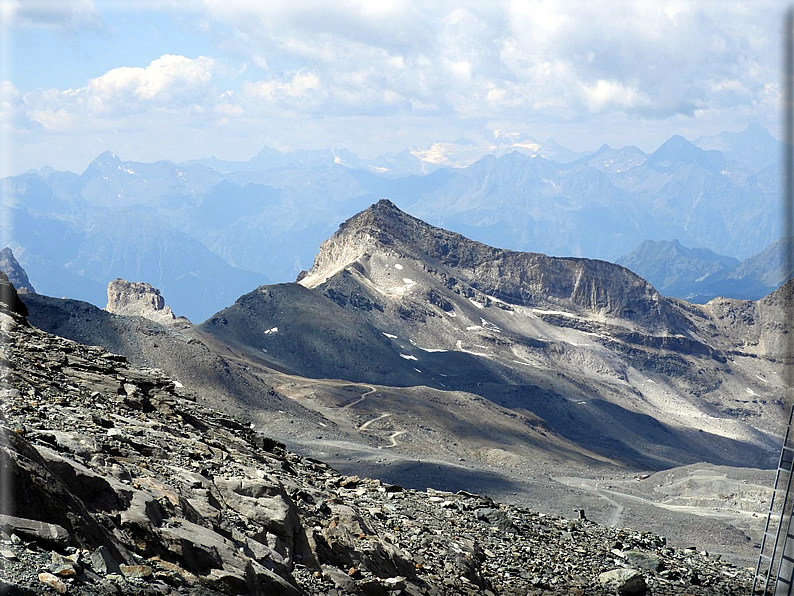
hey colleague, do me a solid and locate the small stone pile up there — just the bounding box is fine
[0,275,758,595]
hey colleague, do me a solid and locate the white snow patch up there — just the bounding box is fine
[755,375,769,384]
[400,353,418,361]
[414,368,422,373]
[264,327,278,334]
[394,263,403,270]
[746,387,759,396]
[402,278,415,285]
[318,422,327,427]
[419,347,448,353]
[174,381,183,388]
[468,298,485,309]
[383,332,397,339]
[446,310,457,317]
[531,308,576,318]
[481,318,501,332]
[466,325,482,331]
[646,379,655,383]
[483,293,511,307]
[455,340,488,357]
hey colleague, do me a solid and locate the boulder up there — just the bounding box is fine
[598,568,646,595]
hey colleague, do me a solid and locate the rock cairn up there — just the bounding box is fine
[0,278,759,595]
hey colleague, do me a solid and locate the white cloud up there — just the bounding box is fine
[23,54,219,130]
[10,0,101,29]
[581,80,651,112]
[188,0,780,126]
[85,54,215,108]
[244,71,321,101]
[4,1,787,172]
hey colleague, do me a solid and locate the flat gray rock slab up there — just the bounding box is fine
[0,514,70,548]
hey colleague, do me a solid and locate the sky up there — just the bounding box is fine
[0,0,787,175]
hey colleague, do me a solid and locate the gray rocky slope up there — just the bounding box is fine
[201,200,788,469]
[0,273,761,595]
[14,203,794,565]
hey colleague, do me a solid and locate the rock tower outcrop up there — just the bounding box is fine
[105,279,189,326]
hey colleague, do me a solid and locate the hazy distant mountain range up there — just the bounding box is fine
[3,123,785,321]
[617,237,794,302]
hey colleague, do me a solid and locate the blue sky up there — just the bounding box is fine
[0,0,787,174]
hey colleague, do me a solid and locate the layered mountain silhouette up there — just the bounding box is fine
[618,237,794,302]
[5,125,783,322]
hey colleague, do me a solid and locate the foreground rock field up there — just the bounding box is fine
[0,274,761,595]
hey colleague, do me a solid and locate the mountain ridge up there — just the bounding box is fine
[302,199,680,333]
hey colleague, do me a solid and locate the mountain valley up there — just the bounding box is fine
[11,200,793,571]
[0,272,762,594]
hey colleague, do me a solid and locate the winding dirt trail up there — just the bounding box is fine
[359,412,393,430]
[344,386,377,409]
[380,430,406,449]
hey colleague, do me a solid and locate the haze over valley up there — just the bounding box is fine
[3,123,788,321]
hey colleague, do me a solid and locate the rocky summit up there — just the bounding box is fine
[105,279,190,327]
[0,272,759,594]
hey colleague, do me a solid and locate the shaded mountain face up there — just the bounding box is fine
[617,237,793,303]
[695,123,783,171]
[24,276,612,475]
[0,247,35,293]
[616,240,740,298]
